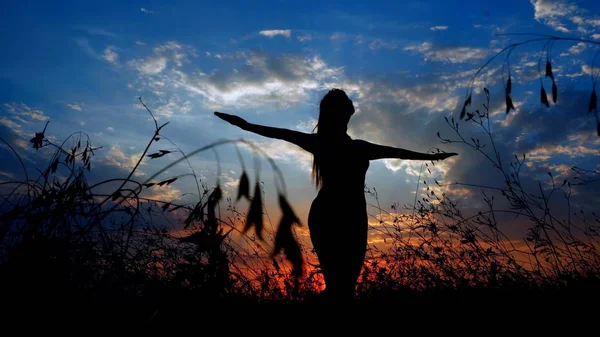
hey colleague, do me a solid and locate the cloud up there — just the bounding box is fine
[102,46,118,64]
[75,38,99,58]
[259,30,291,38]
[555,25,570,33]
[129,56,168,75]
[128,41,196,75]
[527,144,600,162]
[530,0,600,35]
[67,103,82,111]
[154,95,192,117]
[404,42,489,63]
[329,33,346,40]
[131,48,346,109]
[153,41,196,66]
[369,39,398,51]
[297,34,312,42]
[102,145,143,174]
[204,51,247,60]
[430,26,448,31]
[3,103,48,121]
[0,116,21,130]
[559,42,587,56]
[135,40,146,46]
[76,26,117,37]
[76,39,121,64]
[141,8,154,14]
[118,41,598,226]
[240,138,314,173]
[593,34,600,40]
[142,184,183,202]
[107,126,115,132]
[530,0,575,32]
[564,64,593,78]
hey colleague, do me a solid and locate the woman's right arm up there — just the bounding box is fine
[214,112,315,152]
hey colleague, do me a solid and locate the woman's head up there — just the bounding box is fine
[315,88,355,136]
[312,88,355,188]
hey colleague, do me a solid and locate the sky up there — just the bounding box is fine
[1,0,600,256]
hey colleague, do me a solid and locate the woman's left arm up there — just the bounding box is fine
[356,139,457,161]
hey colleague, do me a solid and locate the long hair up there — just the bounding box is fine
[311,88,355,188]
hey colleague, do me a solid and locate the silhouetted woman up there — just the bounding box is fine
[214,88,457,301]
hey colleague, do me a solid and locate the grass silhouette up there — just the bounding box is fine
[1,91,599,322]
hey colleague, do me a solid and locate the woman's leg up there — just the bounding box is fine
[308,200,339,298]
[309,215,367,301]
[335,220,368,300]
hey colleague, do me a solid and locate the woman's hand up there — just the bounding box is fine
[214,112,248,128]
[432,152,458,161]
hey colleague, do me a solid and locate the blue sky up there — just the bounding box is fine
[1,0,600,250]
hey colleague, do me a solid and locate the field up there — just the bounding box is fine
[2,92,599,323]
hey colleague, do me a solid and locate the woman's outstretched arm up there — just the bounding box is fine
[214,112,314,152]
[356,139,457,161]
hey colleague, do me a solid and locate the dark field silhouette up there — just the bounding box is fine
[1,87,598,322]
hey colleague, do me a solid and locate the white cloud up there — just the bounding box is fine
[565,64,593,78]
[67,103,82,111]
[103,145,143,174]
[530,0,576,32]
[528,144,600,162]
[382,157,455,178]
[142,183,182,201]
[297,34,312,42]
[404,42,489,63]
[154,96,192,117]
[555,25,570,32]
[107,126,114,132]
[153,41,185,53]
[135,40,146,46]
[134,53,345,109]
[75,38,98,58]
[571,16,583,24]
[559,42,587,56]
[295,118,317,133]
[593,34,600,40]
[79,27,116,37]
[369,39,398,50]
[204,51,247,60]
[129,41,196,75]
[3,103,48,121]
[240,139,313,173]
[530,0,600,34]
[141,8,154,14]
[329,33,346,40]
[430,26,448,31]
[259,29,291,38]
[129,56,168,75]
[0,171,17,180]
[0,117,21,130]
[153,41,195,66]
[75,39,120,64]
[102,46,118,64]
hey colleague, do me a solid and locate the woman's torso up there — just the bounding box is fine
[310,137,370,221]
